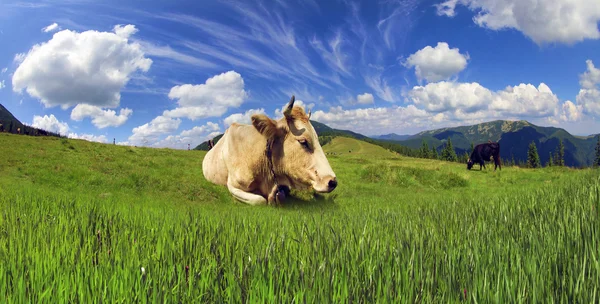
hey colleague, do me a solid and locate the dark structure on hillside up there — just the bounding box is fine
[468,141,502,171]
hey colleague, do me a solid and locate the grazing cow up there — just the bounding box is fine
[467,141,501,171]
[202,95,337,206]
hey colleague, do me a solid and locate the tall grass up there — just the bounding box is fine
[0,133,598,302]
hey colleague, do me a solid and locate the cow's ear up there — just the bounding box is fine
[252,114,282,138]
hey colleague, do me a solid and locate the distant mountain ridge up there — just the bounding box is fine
[385,120,599,167]
[372,133,413,141]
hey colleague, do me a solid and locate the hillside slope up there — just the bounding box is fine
[0,103,25,132]
[322,136,399,159]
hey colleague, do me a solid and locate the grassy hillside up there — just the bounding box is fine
[0,133,598,302]
[322,136,398,158]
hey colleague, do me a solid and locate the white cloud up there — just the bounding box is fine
[580,60,600,90]
[558,100,583,122]
[309,31,351,76]
[436,0,600,45]
[13,53,25,64]
[434,0,458,17]
[575,60,600,117]
[311,105,431,134]
[41,22,60,33]
[12,24,152,110]
[128,115,181,145]
[68,133,108,143]
[31,114,69,135]
[224,108,266,127]
[0,80,5,90]
[577,88,600,117]
[491,83,559,117]
[70,104,133,128]
[113,24,137,38]
[164,71,248,120]
[407,81,559,118]
[154,122,221,149]
[407,81,492,113]
[403,42,469,83]
[356,92,374,104]
[1,67,7,74]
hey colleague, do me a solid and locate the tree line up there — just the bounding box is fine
[0,121,64,138]
[414,136,600,169]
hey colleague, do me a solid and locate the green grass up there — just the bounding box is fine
[0,133,599,302]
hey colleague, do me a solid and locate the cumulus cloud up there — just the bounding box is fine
[311,105,431,134]
[12,24,152,109]
[558,100,583,122]
[407,81,492,113]
[356,93,374,104]
[68,133,108,143]
[154,122,221,149]
[436,0,600,45]
[70,104,132,128]
[41,22,60,33]
[407,81,559,118]
[164,71,248,120]
[31,114,70,135]
[403,42,469,83]
[0,80,5,90]
[576,60,600,117]
[224,108,266,127]
[580,60,600,90]
[128,115,181,145]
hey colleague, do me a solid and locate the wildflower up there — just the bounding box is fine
[141,267,145,275]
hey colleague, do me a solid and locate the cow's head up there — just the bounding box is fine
[467,158,474,170]
[251,95,337,193]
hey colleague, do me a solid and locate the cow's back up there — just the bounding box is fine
[202,123,267,187]
[202,129,229,186]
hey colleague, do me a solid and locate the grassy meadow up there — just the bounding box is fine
[0,133,599,302]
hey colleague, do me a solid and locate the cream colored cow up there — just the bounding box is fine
[202,96,337,206]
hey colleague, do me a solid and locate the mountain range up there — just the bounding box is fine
[375,120,599,167]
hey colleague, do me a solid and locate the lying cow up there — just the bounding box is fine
[467,141,501,171]
[202,95,337,206]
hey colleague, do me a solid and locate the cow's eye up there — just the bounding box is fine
[298,139,310,149]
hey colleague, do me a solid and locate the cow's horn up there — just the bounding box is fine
[283,95,295,118]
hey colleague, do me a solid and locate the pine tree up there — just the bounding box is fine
[431,146,438,159]
[527,141,541,168]
[419,140,430,159]
[557,139,565,167]
[470,142,474,153]
[548,152,553,167]
[595,136,600,167]
[441,138,458,162]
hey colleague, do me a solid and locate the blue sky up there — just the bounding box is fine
[1,0,600,148]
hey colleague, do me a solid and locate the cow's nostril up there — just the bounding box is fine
[328,179,338,189]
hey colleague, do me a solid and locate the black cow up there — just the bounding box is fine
[467,141,501,171]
